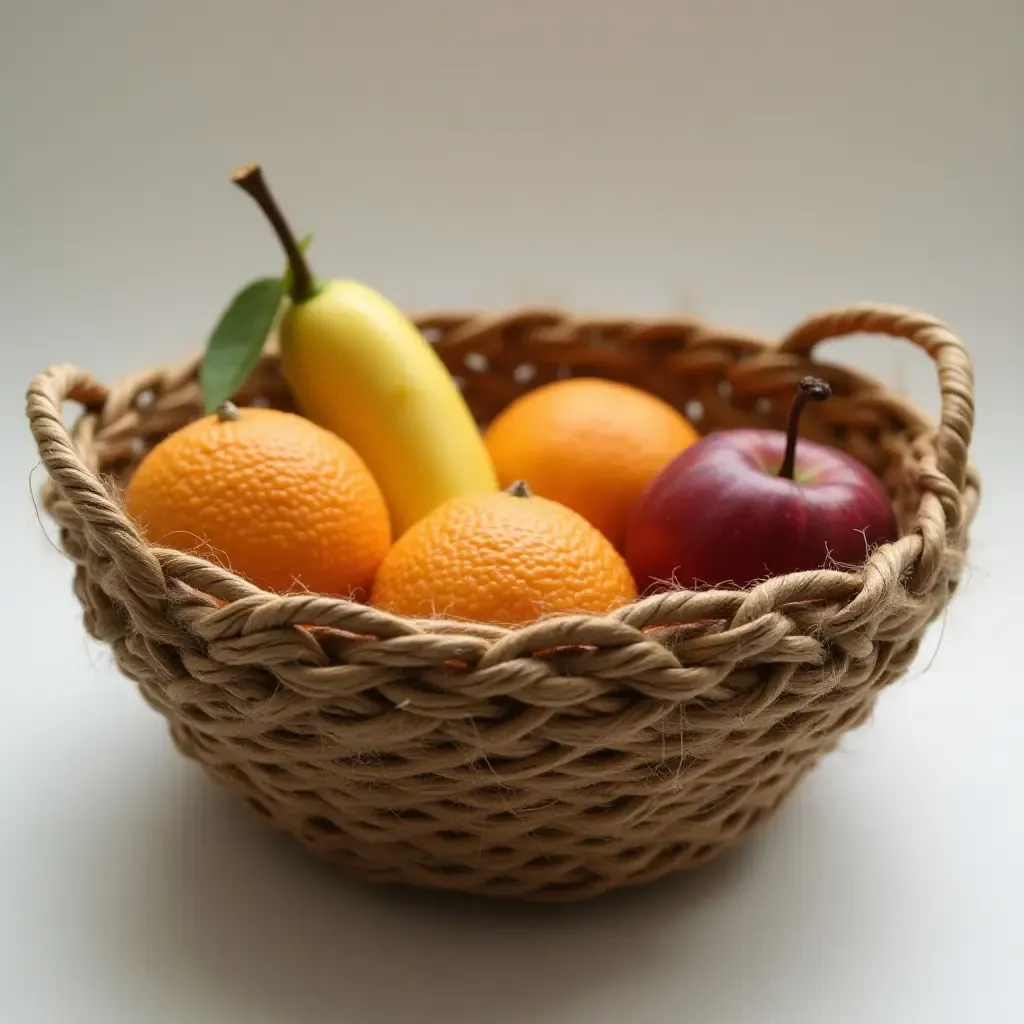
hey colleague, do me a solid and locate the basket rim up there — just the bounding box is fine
[26,301,980,652]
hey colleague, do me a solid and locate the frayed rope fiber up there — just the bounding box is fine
[26,302,979,902]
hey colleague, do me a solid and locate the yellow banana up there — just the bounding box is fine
[224,163,498,536]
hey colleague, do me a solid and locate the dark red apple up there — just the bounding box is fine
[624,377,899,593]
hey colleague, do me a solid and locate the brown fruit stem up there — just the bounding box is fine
[778,376,831,480]
[231,162,315,303]
[505,480,533,497]
[217,401,243,422]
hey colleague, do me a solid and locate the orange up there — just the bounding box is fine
[483,377,699,549]
[124,402,391,597]
[370,481,637,625]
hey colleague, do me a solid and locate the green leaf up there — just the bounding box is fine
[200,277,285,412]
[282,233,313,296]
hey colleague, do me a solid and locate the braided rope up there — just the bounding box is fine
[26,303,979,901]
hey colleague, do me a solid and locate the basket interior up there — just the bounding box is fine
[83,328,931,545]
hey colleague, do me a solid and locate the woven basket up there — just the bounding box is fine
[27,302,979,902]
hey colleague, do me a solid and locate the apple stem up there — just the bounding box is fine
[231,162,315,303]
[778,376,832,480]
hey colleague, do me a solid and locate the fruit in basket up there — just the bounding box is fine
[483,377,699,549]
[624,376,900,592]
[370,481,637,624]
[124,402,391,597]
[200,162,497,537]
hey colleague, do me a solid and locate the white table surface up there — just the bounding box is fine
[3,2,1022,1021]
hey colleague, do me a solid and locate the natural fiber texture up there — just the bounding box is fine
[27,303,979,902]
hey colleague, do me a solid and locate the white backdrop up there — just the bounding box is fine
[2,2,1021,1022]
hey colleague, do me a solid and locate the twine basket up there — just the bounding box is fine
[28,302,979,902]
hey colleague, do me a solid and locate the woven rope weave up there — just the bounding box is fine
[27,302,979,901]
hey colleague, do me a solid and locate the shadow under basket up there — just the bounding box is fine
[27,302,979,902]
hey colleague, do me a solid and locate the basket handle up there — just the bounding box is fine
[26,364,168,602]
[777,303,975,494]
